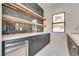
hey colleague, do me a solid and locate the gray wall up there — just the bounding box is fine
[44,3,79,33]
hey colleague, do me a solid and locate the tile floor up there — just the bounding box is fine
[35,33,70,56]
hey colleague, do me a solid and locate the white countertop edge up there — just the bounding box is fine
[2,32,50,41]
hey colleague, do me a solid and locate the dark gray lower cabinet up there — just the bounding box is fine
[28,33,50,56]
[2,33,50,56]
[67,35,79,56]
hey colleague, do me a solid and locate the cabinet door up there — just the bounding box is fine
[37,35,44,50]
[67,36,79,56]
[28,33,50,56]
[42,33,50,46]
[38,33,50,50]
[44,33,50,45]
[70,40,78,56]
[29,36,39,56]
[67,37,73,56]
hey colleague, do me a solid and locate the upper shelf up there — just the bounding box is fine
[2,14,46,27]
[2,3,46,21]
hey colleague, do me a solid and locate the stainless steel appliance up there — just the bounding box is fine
[4,40,29,56]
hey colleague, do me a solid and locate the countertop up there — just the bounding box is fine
[67,33,79,46]
[2,32,50,41]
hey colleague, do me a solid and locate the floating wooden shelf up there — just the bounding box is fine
[2,14,46,27]
[2,14,32,25]
[3,3,46,21]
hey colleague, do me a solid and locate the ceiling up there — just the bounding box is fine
[38,3,61,9]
